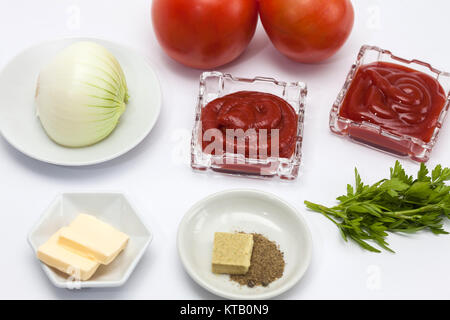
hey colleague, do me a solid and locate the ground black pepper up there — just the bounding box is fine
[230,233,285,287]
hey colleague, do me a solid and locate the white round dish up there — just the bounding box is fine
[0,37,161,166]
[177,189,312,300]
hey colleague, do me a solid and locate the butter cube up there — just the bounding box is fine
[58,214,129,265]
[212,232,254,275]
[37,229,100,281]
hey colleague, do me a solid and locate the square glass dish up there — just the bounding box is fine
[330,45,450,162]
[191,72,307,180]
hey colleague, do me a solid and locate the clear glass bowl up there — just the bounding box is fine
[191,72,307,180]
[330,45,450,162]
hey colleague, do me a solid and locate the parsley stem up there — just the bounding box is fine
[304,161,450,253]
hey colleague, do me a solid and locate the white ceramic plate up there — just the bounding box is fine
[28,193,152,288]
[177,189,312,300]
[0,37,161,166]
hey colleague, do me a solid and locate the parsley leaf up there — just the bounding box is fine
[305,161,450,253]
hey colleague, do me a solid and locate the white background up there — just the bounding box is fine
[0,0,449,299]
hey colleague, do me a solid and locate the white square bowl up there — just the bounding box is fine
[27,193,152,289]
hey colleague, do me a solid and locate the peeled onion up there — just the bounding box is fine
[35,41,129,147]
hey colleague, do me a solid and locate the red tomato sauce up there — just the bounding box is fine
[340,61,447,143]
[201,91,298,158]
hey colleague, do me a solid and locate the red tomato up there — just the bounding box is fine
[152,0,258,69]
[259,0,354,63]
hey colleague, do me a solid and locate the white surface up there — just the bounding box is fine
[0,37,161,166]
[0,0,449,299]
[177,189,312,300]
[28,193,152,288]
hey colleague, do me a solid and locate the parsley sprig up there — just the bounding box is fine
[305,161,450,253]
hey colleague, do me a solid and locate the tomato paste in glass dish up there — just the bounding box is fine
[330,45,450,162]
[200,91,298,159]
[191,72,307,180]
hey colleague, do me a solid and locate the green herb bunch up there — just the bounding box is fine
[305,161,450,253]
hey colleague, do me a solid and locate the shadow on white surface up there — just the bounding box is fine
[0,108,164,180]
[37,246,155,299]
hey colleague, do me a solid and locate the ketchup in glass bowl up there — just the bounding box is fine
[191,72,307,180]
[330,45,450,162]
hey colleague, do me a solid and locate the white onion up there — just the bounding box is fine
[35,41,129,147]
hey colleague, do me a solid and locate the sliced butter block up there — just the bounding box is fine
[37,229,100,281]
[58,214,129,265]
[212,232,254,275]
